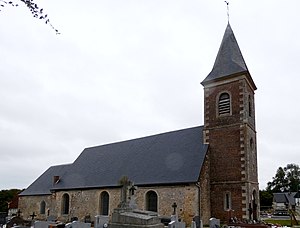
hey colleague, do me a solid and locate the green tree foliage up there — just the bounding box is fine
[0,189,21,212]
[0,0,59,34]
[259,190,273,208]
[266,163,300,193]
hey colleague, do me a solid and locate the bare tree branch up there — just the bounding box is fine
[0,0,60,34]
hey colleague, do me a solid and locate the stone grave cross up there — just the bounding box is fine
[118,176,132,208]
[129,185,137,196]
[30,212,37,220]
[129,183,137,209]
[172,202,177,215]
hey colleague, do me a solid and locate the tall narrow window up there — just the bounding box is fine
[40,201,46,214]
[224,192,231,210]
[100,191,109,216]
[248,95,252,117]
[62,193,70,215]
[146,191,158,212]
[250,138,254,151]
[218,93,230,115]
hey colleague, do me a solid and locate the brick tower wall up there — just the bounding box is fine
[203,75,259,222]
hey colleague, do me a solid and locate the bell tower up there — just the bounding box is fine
[201,23,259,222]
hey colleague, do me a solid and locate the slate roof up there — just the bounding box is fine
[273,192,297,206]
[20,164,72,196]
[201,23,256,90]
[20,126,208,196]
[273,193,288,203]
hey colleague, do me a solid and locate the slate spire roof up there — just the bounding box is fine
[201,23,255,89]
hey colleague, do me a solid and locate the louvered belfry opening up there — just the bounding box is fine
[218,93,230,115]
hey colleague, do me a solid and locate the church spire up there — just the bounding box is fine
[201,23,255,90]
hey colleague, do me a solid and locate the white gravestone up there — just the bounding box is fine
[94,215,109,228]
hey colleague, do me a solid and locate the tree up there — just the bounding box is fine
[259,190,273,209]
[0,189,21,212]
[266,163,300,193]
[0,0,59,34]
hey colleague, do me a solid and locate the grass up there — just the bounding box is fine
[263,219,293,227]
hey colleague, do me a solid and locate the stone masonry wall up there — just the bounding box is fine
[199,150,211,225]
[18,195,52,221]
[19,183,207,226]
[135,185,199,225]
[53,188,121,222]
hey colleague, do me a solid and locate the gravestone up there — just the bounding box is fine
[47,215,56,222]
[6,216,31,228]
[193,216,202,228]
[65,221,91,228]
[191,221,197,228]
[94,215,109,228]
[168,221,185,228]
[209,218,220,228]
[167,202,185,228]
[34,221,56,228]
[84,215,91,224]
[109,178,164,228]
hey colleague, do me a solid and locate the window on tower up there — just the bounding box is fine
[249,95,252,117]
[250,138,254,151]
[224,192,232,211]
[218,92,231,116]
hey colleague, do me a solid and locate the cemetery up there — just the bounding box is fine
[2,179,270,228]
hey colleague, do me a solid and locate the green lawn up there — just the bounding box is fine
[262,219,294,227]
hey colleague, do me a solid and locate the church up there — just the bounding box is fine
[18,23,259,226]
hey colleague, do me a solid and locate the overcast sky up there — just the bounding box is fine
[0,0,299,190]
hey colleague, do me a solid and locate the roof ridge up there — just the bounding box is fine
[84,125,204,150]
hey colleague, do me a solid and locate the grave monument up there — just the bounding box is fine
[109,177,164,228]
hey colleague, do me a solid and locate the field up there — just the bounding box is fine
[262,219,293,227]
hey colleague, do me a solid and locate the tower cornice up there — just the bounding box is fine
[202,72,256,92]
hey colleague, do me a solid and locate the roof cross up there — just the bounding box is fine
[224,1,230,22]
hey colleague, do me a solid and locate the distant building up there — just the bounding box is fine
[7,194,19,220]
[273,192,300,213]
[18,23,259,225]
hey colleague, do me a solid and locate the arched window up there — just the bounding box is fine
[40,201,46,214]
[218,92,230,116]
[62,193,70,215]
[100,191,109,216]
[252,190,258,220]
[146,191,158,212]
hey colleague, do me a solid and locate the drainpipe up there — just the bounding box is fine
[196,182,201,221]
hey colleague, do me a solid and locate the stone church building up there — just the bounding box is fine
[19,23,259,225]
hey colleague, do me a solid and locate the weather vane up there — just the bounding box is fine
[224,1,230,22]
